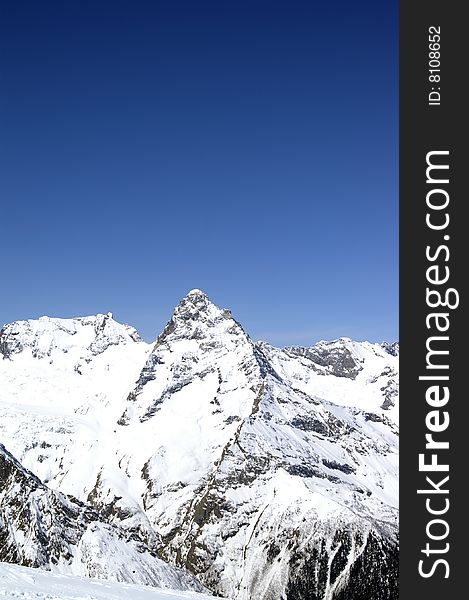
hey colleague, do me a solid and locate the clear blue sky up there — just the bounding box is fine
[0,1,397,346]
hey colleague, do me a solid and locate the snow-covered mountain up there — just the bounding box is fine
[0,444,206,593]
[0,291,399,599]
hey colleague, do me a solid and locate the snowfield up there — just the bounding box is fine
[0,563,224,600]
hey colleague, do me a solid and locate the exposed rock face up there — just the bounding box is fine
[0,442,75,568]
[284,339,364,379]
[381,342,399,357]
[0,290,399,599]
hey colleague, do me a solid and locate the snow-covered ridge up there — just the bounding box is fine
[0,290,399,600]
[0,313,141,360]
[0,444,206,593]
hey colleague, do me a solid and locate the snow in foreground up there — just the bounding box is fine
[0,563,224,600]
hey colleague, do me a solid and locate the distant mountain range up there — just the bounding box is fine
[0,290,398,600]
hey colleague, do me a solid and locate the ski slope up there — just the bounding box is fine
[0,562,224,600]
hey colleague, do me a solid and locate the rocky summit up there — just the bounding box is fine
[0,290,399,600]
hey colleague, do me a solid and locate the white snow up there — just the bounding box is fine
[0,563,224,600]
